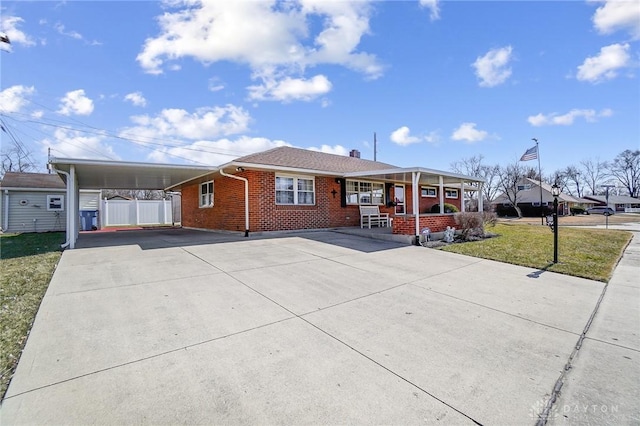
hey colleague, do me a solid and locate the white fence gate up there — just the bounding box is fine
[102,199,174,227]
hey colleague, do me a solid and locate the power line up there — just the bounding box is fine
[1,111,249,162]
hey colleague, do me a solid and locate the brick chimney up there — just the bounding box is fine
[349,149,361,158]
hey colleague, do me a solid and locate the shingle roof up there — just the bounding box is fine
[0,172,65,189]
[233,146,397,174]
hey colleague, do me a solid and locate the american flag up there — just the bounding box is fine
[520,145,538,161]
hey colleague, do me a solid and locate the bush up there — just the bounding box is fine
[454,211,498,241]
[482,211,498,227]
[430,203,459,213]
[454,212,484,240]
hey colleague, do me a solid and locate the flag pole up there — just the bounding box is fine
[532,138,543,225]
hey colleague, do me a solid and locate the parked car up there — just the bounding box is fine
[586,206,615,216]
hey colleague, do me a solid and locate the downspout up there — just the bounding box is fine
[50,166,72,249]
[219,169,249,237]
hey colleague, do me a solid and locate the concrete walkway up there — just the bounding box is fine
[549,223,640,425]
[1,227,638,425]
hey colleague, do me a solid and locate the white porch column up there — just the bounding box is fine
[439,176,445,213]
[478,183,484,212]
[413,171,421,240]
[460,179,465,213]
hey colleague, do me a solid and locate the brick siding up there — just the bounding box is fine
[181,170,458,234]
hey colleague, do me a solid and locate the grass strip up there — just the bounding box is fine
[439,223,631,282]
[0,232,64,399]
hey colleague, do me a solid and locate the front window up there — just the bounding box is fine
[199,181,214,207]
[275,175,315,205]
[445,189,458,199]
[421,187,437,197]
[346,180,385,205]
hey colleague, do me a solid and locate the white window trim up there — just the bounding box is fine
[275,174,315,205]
[445,189,459,199]
[421,186,437,198]
[199,180,214,208]
[47,195,64,211]
[346,179,385,205]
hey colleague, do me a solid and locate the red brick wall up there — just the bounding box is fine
[181,171,460,233]
[182,171,399,232]
[392,214,457,235]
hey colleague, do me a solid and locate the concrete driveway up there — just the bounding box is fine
[1,228,637,425]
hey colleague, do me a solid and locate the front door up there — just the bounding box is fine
[394,184,405,214]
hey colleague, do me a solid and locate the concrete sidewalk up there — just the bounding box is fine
[0,228,637,425]
[549,226,640,425]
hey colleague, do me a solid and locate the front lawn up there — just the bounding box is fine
[0,232,65,399]
[439,223,632,282]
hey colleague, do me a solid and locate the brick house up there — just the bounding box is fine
[169,146,485,237]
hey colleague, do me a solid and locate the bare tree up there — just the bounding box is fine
[580,158,607,196]
[1,145,37,178]
[450,155,501,208]
[497,160,527,217]
[563,165,583,197]
[607,149,640,197]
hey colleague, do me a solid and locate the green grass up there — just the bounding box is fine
[439,223,632,282]
[0,232,65,399]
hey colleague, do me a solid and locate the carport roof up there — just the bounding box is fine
[49,158,216,190]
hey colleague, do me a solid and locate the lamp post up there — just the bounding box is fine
[602,184,615,230]
[551,183,560,264]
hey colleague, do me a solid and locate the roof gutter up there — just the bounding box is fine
[219,169,249,237]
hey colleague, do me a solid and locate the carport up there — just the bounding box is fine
[49,157,216,249]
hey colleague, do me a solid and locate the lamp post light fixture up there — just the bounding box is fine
[551,183,560,264]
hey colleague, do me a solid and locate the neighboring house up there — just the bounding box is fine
[0,172,103,233]
[582,195,640,213]
[168,146,485,236]
[492,178,594,217]
[1,172,68,233]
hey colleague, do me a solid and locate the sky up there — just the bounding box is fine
[1,0,639,178]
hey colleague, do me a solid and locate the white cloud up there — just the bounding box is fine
[592,0,640,40]
[0,85,35,113]
[54,21,101,45]
[136,1,381,101]
[248,73,332,102]
[419,0,440,21]
[54,22,82,40]
[208,77,225,92]
[527,108,613,126]
[58,89,94,116]
[120,104,251,142]
[0,15,36,50]
[146,136,290,165]
[576,43,630,83]
[308,144,349,156]
[42,128,119,160]
[390,126,421,146]
[124,91,147,107]
[472,46,514,87]
[451,122,488,143]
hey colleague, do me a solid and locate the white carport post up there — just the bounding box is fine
[478,182,484,212]
[412,171,421,243]
[69,164,78,249]
[460,180,465,213]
